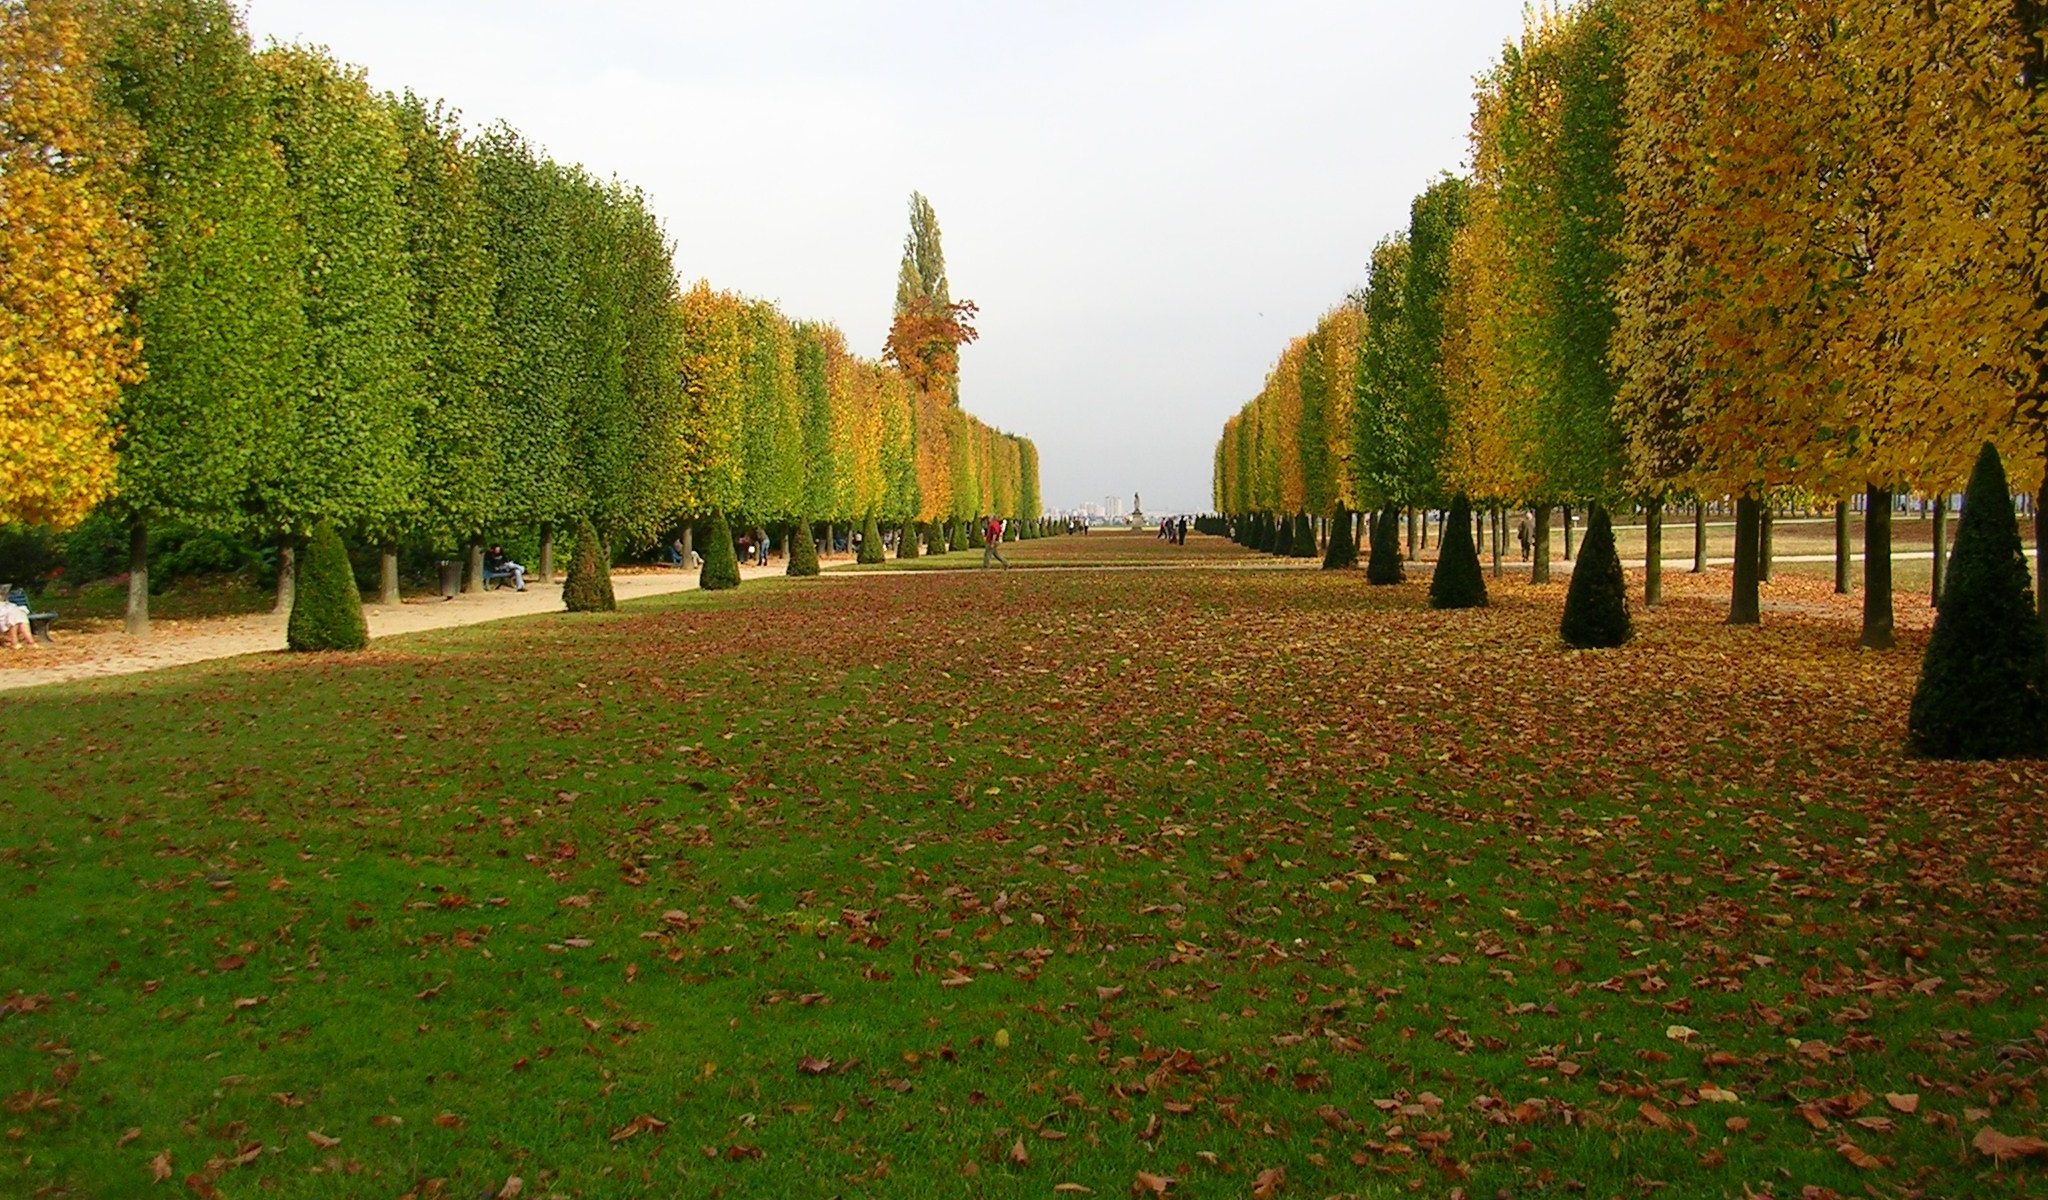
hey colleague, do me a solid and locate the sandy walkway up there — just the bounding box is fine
[0,559,797,692]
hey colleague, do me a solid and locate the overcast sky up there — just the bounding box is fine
[242,1,1533,515]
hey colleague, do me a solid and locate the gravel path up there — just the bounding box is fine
[0,560,793,693]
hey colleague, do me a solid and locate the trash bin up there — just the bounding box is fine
[437,559,462,597]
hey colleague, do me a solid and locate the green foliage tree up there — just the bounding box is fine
[286,520,368,651]
[1429,494,1488,609]
[698,510,740,590]
[786,518,820,577]
[389,93,504,556]
[1366,506,1404,585]
[562,516,615,612]
[102,0,308,634]
[1907,444,2048,759]
[1560,505,1630,647]
[1323,504,1357,569]
[474,126,577,548]
[254,45,422,551]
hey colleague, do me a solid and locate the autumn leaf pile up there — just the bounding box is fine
[1,533,2041,1198]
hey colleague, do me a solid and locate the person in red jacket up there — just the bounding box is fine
[981,517,1010,569]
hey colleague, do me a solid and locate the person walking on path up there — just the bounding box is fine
[982,517,1010,569]
[1515,511,1534,562]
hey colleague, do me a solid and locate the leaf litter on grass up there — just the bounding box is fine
[0,535,2042,1198]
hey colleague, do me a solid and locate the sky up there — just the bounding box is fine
[241,1,1535,516]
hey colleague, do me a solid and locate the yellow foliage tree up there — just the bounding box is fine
[0,0,144,527]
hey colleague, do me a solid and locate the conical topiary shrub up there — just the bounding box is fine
[1366,505,1404,585]
[1907,443,2048,759]
[857,512,886,564]
[928,521,948,554]
[787,517,820,577]
[1429,494,1488,610]
[1292,512,1318,558]
[896,519,920,559]
[699,510,742,590]
[287,520,368,651]
[1559,503,1630,647]
[563,516,616,611]
[1323,504,1357,570]
[968,517,987,549]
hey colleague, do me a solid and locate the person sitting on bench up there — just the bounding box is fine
[0,595,35,650]
[484,545,527,591]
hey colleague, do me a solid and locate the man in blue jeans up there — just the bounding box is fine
[483,545,527,591]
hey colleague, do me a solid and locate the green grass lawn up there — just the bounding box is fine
[3,533,2043,1198]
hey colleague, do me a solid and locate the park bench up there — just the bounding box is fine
[481,566,520,591]
[6,586,56,644]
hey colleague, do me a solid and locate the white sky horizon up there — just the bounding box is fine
[241,1,1534,515]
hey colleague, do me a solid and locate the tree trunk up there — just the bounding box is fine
[464,541,484,594]
[1833,500,1851,594]
[1693,502,1708,573]
[380,547,401,606]
[1532,503,1553,584]
[1491,506,1503,578]
[1760,505,1774,582]
[1930,495,1948,608]
[125,518,149,638]
[1562,504,1575,560]
[1861,486,1895,650]
[1420,508,1430,551]
[538,521,555,583]
[682,527,695,565]
[274,540,297,614]
[1729,496,1761,625]
[1406,507,1418,558]
[1644,499,1663,608]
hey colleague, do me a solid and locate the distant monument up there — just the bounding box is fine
[1128,491,1145,530]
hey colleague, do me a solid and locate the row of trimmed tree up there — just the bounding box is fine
[1209,0,2047,758]
[1214,0,2044,646]
[0,0,1040,634]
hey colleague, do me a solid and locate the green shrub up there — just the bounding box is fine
[858,513,885,564]
[286,521,368,651]
[1560,504,1630,647]
[563,517,615,611]
[1366,505,1404,585]
[927,522,947,554]
[1429,494,1488,609]
[968,518,986,549]
[699,510,742,590]
[1907,443,2048,759]
[787,518,820,577]
[1323,504,1357,570]
[896,519,920,559]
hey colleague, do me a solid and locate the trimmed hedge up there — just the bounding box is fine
[1429,494,1488,609]
[1366,505,1404,585]
[1559,504,1630,647]
[699,510,742,590]
[287,521,368,651]
[786,518,820,577]
[562,516,616,611]
[857,513,885,564]
[1907,443,2048,759]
